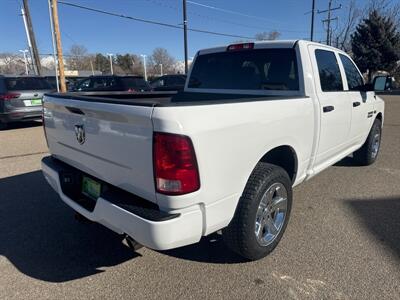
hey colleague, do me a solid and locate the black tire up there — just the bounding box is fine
[0,121,7,130]
[223,162,292,261]
[353,118,382,166]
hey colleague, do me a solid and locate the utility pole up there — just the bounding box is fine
[182,0,189,74]
[19,50,29,75]
[318,0,341,46]
[22,0,41,75]
[159,64,163,76]
[107,53,114,75]
[48,0,59,91]
[310,0,316,41]
[141,54,147,81]
[90,60,94,75]
[50,0,67,92]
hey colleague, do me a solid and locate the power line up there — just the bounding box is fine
[186,0,286,25]
[145,0,315,34]
[58,1,255,40]
[318,0,342,45]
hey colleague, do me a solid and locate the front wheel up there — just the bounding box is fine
[353,118,382,166]
[223,162,292,261]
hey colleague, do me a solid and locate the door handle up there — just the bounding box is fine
[353,101,361,107]
[323,106,335,113]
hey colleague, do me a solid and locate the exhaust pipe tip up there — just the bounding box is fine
[124,235,143,251]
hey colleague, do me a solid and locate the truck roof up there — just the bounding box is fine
[197,39,343,55]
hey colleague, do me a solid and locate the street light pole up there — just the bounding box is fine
[310,0,316,41]
[182,0,189,74]
[107,53,114,75]
[141,54,147,81]
[19,50,29,75]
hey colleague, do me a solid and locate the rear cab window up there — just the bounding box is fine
[5,77,52,91]
[188,48,299,91]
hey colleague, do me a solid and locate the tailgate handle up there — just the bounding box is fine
[66,106,85,115]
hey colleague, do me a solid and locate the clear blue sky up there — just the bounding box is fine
[1,0,369,60]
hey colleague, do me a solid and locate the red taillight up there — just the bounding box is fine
[0,93,20,100]
[153,132,200,195]
[227,43,254,51]
[127,88,137,92]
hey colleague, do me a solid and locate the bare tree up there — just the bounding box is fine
[255,31,281,41]
[332,0,361,52]
[67,44,92,71]
[148,48,176,76]
[0,53,26,75]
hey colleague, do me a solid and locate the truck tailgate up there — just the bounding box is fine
[43,95,157,203]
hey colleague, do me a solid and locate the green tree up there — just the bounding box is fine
[94,53,110,74]
[113,54,142,75]
[115,54,133,74]
[351,10,400,81]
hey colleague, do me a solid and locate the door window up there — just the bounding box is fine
[339,54,364,91]
[315,50,343,92]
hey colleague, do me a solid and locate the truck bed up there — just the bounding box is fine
[47,91,305,107]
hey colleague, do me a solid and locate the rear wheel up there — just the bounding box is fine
[353,118,382,166]
[223,162,292,261]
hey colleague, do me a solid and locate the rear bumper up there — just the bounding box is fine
[0,106,42,122]
[41,156,203,250]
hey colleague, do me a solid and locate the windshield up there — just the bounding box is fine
[5,77,52,91]
[188,48,299,91]
[121,77,151,90]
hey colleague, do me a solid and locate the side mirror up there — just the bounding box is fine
[372,75,393,92]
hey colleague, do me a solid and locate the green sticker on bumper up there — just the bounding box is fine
[31,99,42,105]
[82,176,101,200]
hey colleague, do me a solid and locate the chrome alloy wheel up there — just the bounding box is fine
[254,183,288,247]
[371,132,381,159]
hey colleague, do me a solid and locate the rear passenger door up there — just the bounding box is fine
[309,46,352,167]
[338,54,375,145]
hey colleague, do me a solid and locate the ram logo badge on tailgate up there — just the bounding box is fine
[74,124,85,145]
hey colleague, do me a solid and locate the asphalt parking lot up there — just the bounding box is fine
[0,95,399,300]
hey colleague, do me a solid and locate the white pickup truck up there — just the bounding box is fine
[42,40,386,261]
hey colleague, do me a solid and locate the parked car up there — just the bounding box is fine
[71,75,152,92]
[0,75,53,129]
[42,40,387,261]
[150,75,186,91]
[45,76,87,91]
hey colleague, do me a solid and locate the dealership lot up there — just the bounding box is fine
[0,96,399,300]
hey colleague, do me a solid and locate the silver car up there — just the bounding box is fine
[0,75,54,129]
